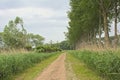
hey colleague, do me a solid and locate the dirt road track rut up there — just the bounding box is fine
[36,53,66,80]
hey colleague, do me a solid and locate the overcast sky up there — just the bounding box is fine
[0,0,70,43]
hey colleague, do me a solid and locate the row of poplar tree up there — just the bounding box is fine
[67,0,120,49]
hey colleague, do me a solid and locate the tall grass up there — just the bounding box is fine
[70,50,120,80]
[0,48,29,54]
[0,52,56,80]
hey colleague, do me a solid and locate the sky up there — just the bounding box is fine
[0,0,70,43]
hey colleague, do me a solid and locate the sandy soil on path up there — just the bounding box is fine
[35,53,66,80]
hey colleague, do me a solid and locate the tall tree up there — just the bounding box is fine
[3,17,27,48]
[97,0,113,47]
[68,0,100,49]
[112,0,120,48]
[0,32,3,48]
[67,0,120,49]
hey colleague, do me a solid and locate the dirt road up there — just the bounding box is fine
[35,53,66,80]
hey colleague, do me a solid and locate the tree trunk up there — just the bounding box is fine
[98,14,103,48]
[103,12,111,47]
[114,1,118,48]
[99,0,111,48]
[93,30,96,44]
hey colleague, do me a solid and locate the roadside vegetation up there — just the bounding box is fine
[14,53,60,80]
[66,53,103,80]
[0,52,58,80]
[69,50,120,80]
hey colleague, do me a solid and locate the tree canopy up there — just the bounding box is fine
[67,0,120,49]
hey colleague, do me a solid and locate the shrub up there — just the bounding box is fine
[36,45,62,53]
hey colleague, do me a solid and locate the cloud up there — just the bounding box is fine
[0,7,68,22]
[0,0,69,42]
[0,0,70,10]
[0,7,55,18]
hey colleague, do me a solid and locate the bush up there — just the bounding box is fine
[25,45,32,51]
[70,50,120,80]
[36,45,62,53]
[0,53,55,80]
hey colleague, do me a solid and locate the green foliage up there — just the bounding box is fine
[27,33,44,47]
[59,40,73,50]
[25,45,32,51]
[70,50,120,80]
[0,53,55,80]
[36,45,62,53]
[68,0,99,45]
[44,40,73,50]
[3,17,27,48]
[67,0,120,48]
[0,32,4,48]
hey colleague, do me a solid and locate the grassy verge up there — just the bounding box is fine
[14,53,60,80]
[66,53,103,80]
[71,50,120,80]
